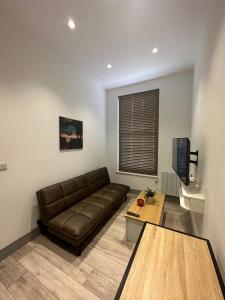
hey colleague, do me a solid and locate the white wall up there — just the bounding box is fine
[0,20,106,250]
[106,71,193,190]
[191,0,225,280]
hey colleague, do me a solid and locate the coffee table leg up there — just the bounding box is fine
[126,218,143,243]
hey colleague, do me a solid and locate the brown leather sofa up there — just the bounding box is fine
[37,167,129,255]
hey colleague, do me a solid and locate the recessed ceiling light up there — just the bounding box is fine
[152,48,159,54]
[107,64,112,69]
[67,18,76,30]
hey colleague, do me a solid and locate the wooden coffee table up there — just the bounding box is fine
[125,191,165,242]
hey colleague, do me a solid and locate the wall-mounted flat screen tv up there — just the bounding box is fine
[172,138,190,185]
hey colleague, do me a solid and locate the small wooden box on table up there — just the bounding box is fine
[125,192,165,242]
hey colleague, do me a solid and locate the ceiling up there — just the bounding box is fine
[0,0,207,89]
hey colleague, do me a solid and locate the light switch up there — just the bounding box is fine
[0,162,7,171]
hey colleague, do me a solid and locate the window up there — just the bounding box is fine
[118,89,159,176]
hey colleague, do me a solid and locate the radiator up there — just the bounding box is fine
[161,172,180,197]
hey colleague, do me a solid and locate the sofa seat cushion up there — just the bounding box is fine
[94,183,129,199]
[48,200,107,238]
[82,195,113,210]
[69,201,104,219]
[108,183,130,194]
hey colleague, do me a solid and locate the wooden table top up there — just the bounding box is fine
[125,192,165,224]
[117,223,224,300]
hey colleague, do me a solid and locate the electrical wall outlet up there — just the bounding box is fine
[0,162,7,171]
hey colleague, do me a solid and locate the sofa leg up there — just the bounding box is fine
[37,219,46,234]
[76,245,82,256]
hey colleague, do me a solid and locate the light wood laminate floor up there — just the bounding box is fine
[0,193,192,300]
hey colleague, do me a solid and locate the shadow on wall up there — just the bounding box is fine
[31,203,40,230]
[191,0,225,217]
[191,0,225,281]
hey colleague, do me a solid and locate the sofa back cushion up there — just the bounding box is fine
[86,167,110,194]
[37,167,110,224]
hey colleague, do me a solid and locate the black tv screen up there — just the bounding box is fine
[172,138,190,185]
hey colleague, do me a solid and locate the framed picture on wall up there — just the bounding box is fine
[59,116,83,150]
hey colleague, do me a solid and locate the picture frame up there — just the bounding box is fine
[59,116,83,150]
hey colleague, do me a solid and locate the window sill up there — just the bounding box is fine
[116,171,158,179]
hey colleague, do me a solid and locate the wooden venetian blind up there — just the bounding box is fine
[119,89,159,176]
